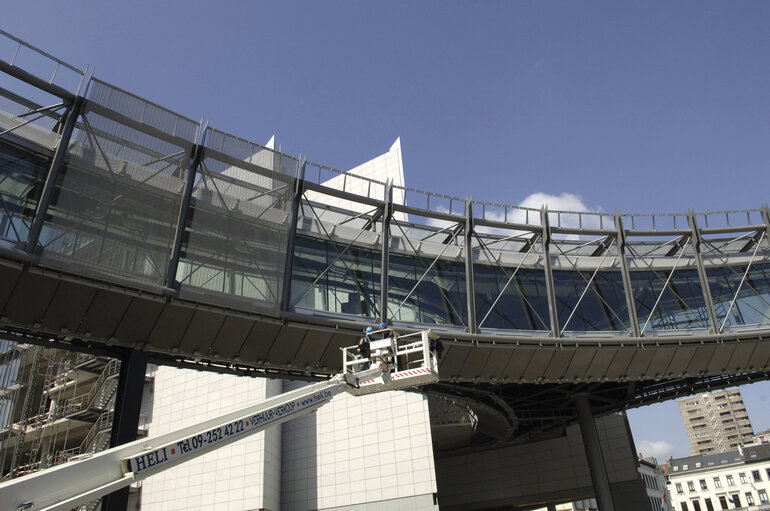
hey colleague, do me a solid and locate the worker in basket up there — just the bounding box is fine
[355,326,373,370]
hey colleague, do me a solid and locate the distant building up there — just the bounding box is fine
[668,443,770,510]
[678,389,754,455]
[638,457,674,511]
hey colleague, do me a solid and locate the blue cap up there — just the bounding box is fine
[365,326,374,334]
[379,322,387,330]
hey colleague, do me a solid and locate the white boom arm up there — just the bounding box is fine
[0,329,439,511]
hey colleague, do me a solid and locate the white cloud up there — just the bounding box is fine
[518,192,591,212]
[637,439,676,460]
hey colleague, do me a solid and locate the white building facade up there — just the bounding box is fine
[668,443,770,511]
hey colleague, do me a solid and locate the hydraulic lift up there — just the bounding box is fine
[0,328,440,511]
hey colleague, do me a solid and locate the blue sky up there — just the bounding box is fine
[3,1,770,459]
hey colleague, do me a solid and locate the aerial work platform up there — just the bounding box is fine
[0,329,440,511]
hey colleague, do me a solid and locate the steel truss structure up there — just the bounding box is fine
[0,30,769,443]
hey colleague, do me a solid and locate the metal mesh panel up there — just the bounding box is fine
[37,80,198,289]
[176,128,297,312]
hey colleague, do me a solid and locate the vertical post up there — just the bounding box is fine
[540,207,560,337]
[574,393,615,511]
[615,213,640,337]
[465,198,477,334]
[688,212,719,333]
[280,156,306,312]
[378,180,393,323]
[762,205,770,250]
[166,131,205,289]
[101,349,148,511]
[23,97,83,253]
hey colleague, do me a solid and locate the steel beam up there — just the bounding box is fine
[101,349,148,511]
[689,212,719,333]
[280,156,306,312]
[379,180,393,323]
[541,207,560,337]
[166,125,206,289]
[465,199,477,334]
[615,214,640,337]
[574,393,615,511]
[23,97,83,253]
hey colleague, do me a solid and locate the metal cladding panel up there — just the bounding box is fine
[748,341,770,370]
[78,289,133,339]
[624,348,656,379]
[317,331,359,372]
[462,346,493,380]
[503,348,535,380]
[725,342,757,372]
[685,344,718,375]
[237,321,282,364]
[648,347,678,378]
[479,348,514,379]
[267,326,308,367]
[563,349,597,380]
[664,346,697,377]
[522,349,555,380]
[438,344,471,379]
[603,349,635,379]
[706,344,735,373]
[176,310,225,356]
[146,304,196,351]
[41,280,98,333]
[584,348,617,380]
[542,349,575,380]
[0,263,22,310]
[293,329,334,371]
[3,271,60,325]
[211,316,255,360]
[112,298,165,349]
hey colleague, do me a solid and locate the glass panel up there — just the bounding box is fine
[291,235,380,317]
[177,128,297,313]
[707,263,770,328]
[387,253,466,327]
[37,80,197,289]
[631,269,710,331]
[0,141,51,243]
[474,265,550,331]
[554,270,630,332]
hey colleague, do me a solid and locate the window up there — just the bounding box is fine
[688,481,696,492]
[692,501,702,511]
[731,494,741,507]
[739,473,748,484]
[726,475,735,486]
[745,492,755,505]
[704,498,714,511]
[759,490,768,504]
[719,495,728,510]
[681,503,689,511]
[713,477,722,488]
[676,483,684,494]
[700,479,708,490]
[752,470,761,482]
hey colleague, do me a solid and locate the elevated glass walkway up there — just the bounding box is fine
[0,30,768,429]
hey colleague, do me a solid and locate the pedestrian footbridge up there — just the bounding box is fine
[1,30,768,438]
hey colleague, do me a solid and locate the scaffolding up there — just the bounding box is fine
[0,342,127,484]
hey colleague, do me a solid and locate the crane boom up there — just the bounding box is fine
[0,329,440,511]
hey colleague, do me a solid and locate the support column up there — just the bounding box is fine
[280,156,306,312]
[465,198,477,333]
[166,138,205,289]
[541,207,560,337]
[688,212,719,333]
[379,180,393,323]
[24,97,83,253]
[101,349,148,511]
[615,214,640,337]
[574,393,615,511]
